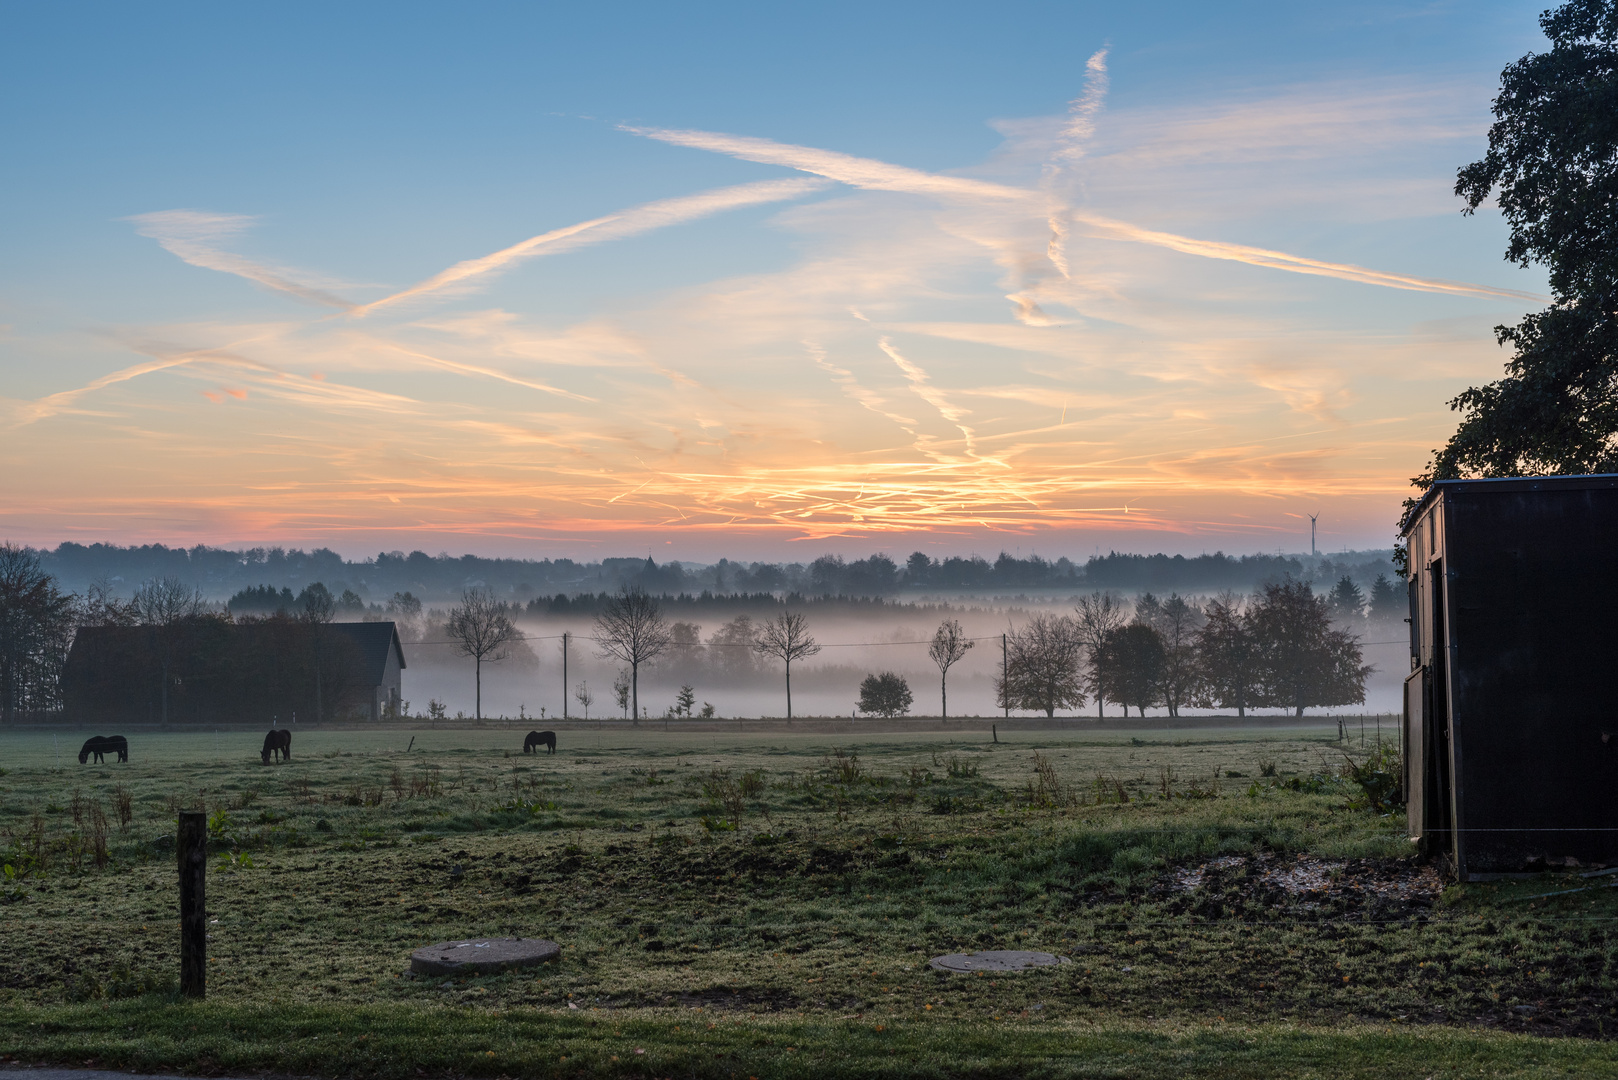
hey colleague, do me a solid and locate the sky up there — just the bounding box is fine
[0,1,1554,562]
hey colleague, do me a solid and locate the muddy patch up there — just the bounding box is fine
[1154,854,1442,911]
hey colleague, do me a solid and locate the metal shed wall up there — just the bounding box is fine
[1403,476,1618,877]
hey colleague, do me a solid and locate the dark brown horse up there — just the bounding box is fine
[79,735,128,764]
[523,730,556,754]
[261,728,292,764]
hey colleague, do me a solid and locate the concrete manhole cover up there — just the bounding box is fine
[409,937,561,976]
[929,950,1071,973]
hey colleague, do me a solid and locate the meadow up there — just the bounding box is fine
[3,724,1618,1078]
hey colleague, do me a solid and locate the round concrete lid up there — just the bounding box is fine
[928,950,1071,973]
[409,937,561,976]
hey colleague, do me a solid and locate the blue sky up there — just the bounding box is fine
[0,1,1554,559]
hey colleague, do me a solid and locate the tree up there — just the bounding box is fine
[1368,574,1403,623]
[298,582,336,623]
[1073,592,1126,716]
[574,681,593,721]
[927,618,974,719]
[707,616,761,679]
[593,586,671,724]
[131,576,212,725]
[446,587,518,720]
[386,591,423,641]
[1419,1,1618,486]
[905,551,933,584]
[1327,576,1366,624]
[858,672,913,717]
[298,582,336,721]
[996,613,1085,718]
[1138,593,1205,717]
[675,683,696,718]
[1197,594,1261,717]
[753,611,820,720]
[1248,580,1371,717]
[1095,623,1167,717]
[0,544,75,723]
[613,667,631,718]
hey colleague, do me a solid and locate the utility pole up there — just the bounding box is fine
[1001,633,1009,718]
[1309,513,1319,558]
[561,632,570,720]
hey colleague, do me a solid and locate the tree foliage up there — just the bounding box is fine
[0,544,76,721]
[857,671,913,717]
[1247,581,1371,717]
[1096,622,1168,718]
[1420,0,1618,487]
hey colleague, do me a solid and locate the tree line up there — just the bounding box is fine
[995,581,1371,718]
[30,540,1397,605]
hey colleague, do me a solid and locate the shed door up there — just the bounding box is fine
[1405,668,1425,840]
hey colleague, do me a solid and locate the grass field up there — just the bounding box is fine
[4,725,1618,1078]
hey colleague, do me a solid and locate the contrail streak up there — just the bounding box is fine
[625,126,1029,201]
[128,211,356,309]
[1072,212,1550,302]
[628,123,1537,303]
[349,177,829,317]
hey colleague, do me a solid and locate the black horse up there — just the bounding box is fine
[78,735,128,764]
[523,730,557,754]
[261,728,292,764]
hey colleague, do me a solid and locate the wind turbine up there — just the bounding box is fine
[1309,513,1319,558]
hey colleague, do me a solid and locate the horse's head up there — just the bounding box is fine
[261,748,272,764]
[78,748,90,764]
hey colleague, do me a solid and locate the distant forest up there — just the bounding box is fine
[32,542,1398,605]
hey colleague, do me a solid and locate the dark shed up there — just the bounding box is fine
[1402,475,1618,878]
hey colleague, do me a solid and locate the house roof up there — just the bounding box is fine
[1400,474,1618,537]
[330,621,407,679]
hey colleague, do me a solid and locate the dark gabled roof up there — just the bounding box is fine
[1400,474,1618,537]
[330,621,407,680]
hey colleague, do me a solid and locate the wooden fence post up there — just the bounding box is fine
[178,810,206,998]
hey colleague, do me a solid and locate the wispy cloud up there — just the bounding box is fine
[625,126,1029,202]
[128,211,356,309]
[878,337,980,459]
[349,177,829,317]
[1070,211,1549,302]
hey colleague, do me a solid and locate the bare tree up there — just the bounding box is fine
[995,613,1085,718]
[446,587,518,720]
[928,618,974,720]
[132,576,209,626]
[593,586,670,724]
[131,576,212,725]
[574,681,593,721]
[753,611,820,720]
[1073,591,1126,717]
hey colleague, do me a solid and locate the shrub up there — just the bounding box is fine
[857,672,913,717]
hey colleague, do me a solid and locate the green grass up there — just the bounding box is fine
[3,725,1618,1077]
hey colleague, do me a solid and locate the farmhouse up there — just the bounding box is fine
[62,618,406,725]
[1402,475,1618,878]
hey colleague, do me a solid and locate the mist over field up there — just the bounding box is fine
[401,602,1409,722]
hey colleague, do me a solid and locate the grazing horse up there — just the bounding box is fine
[261,728,292,764]
[523,730,557,755]
[78,735,129,764]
